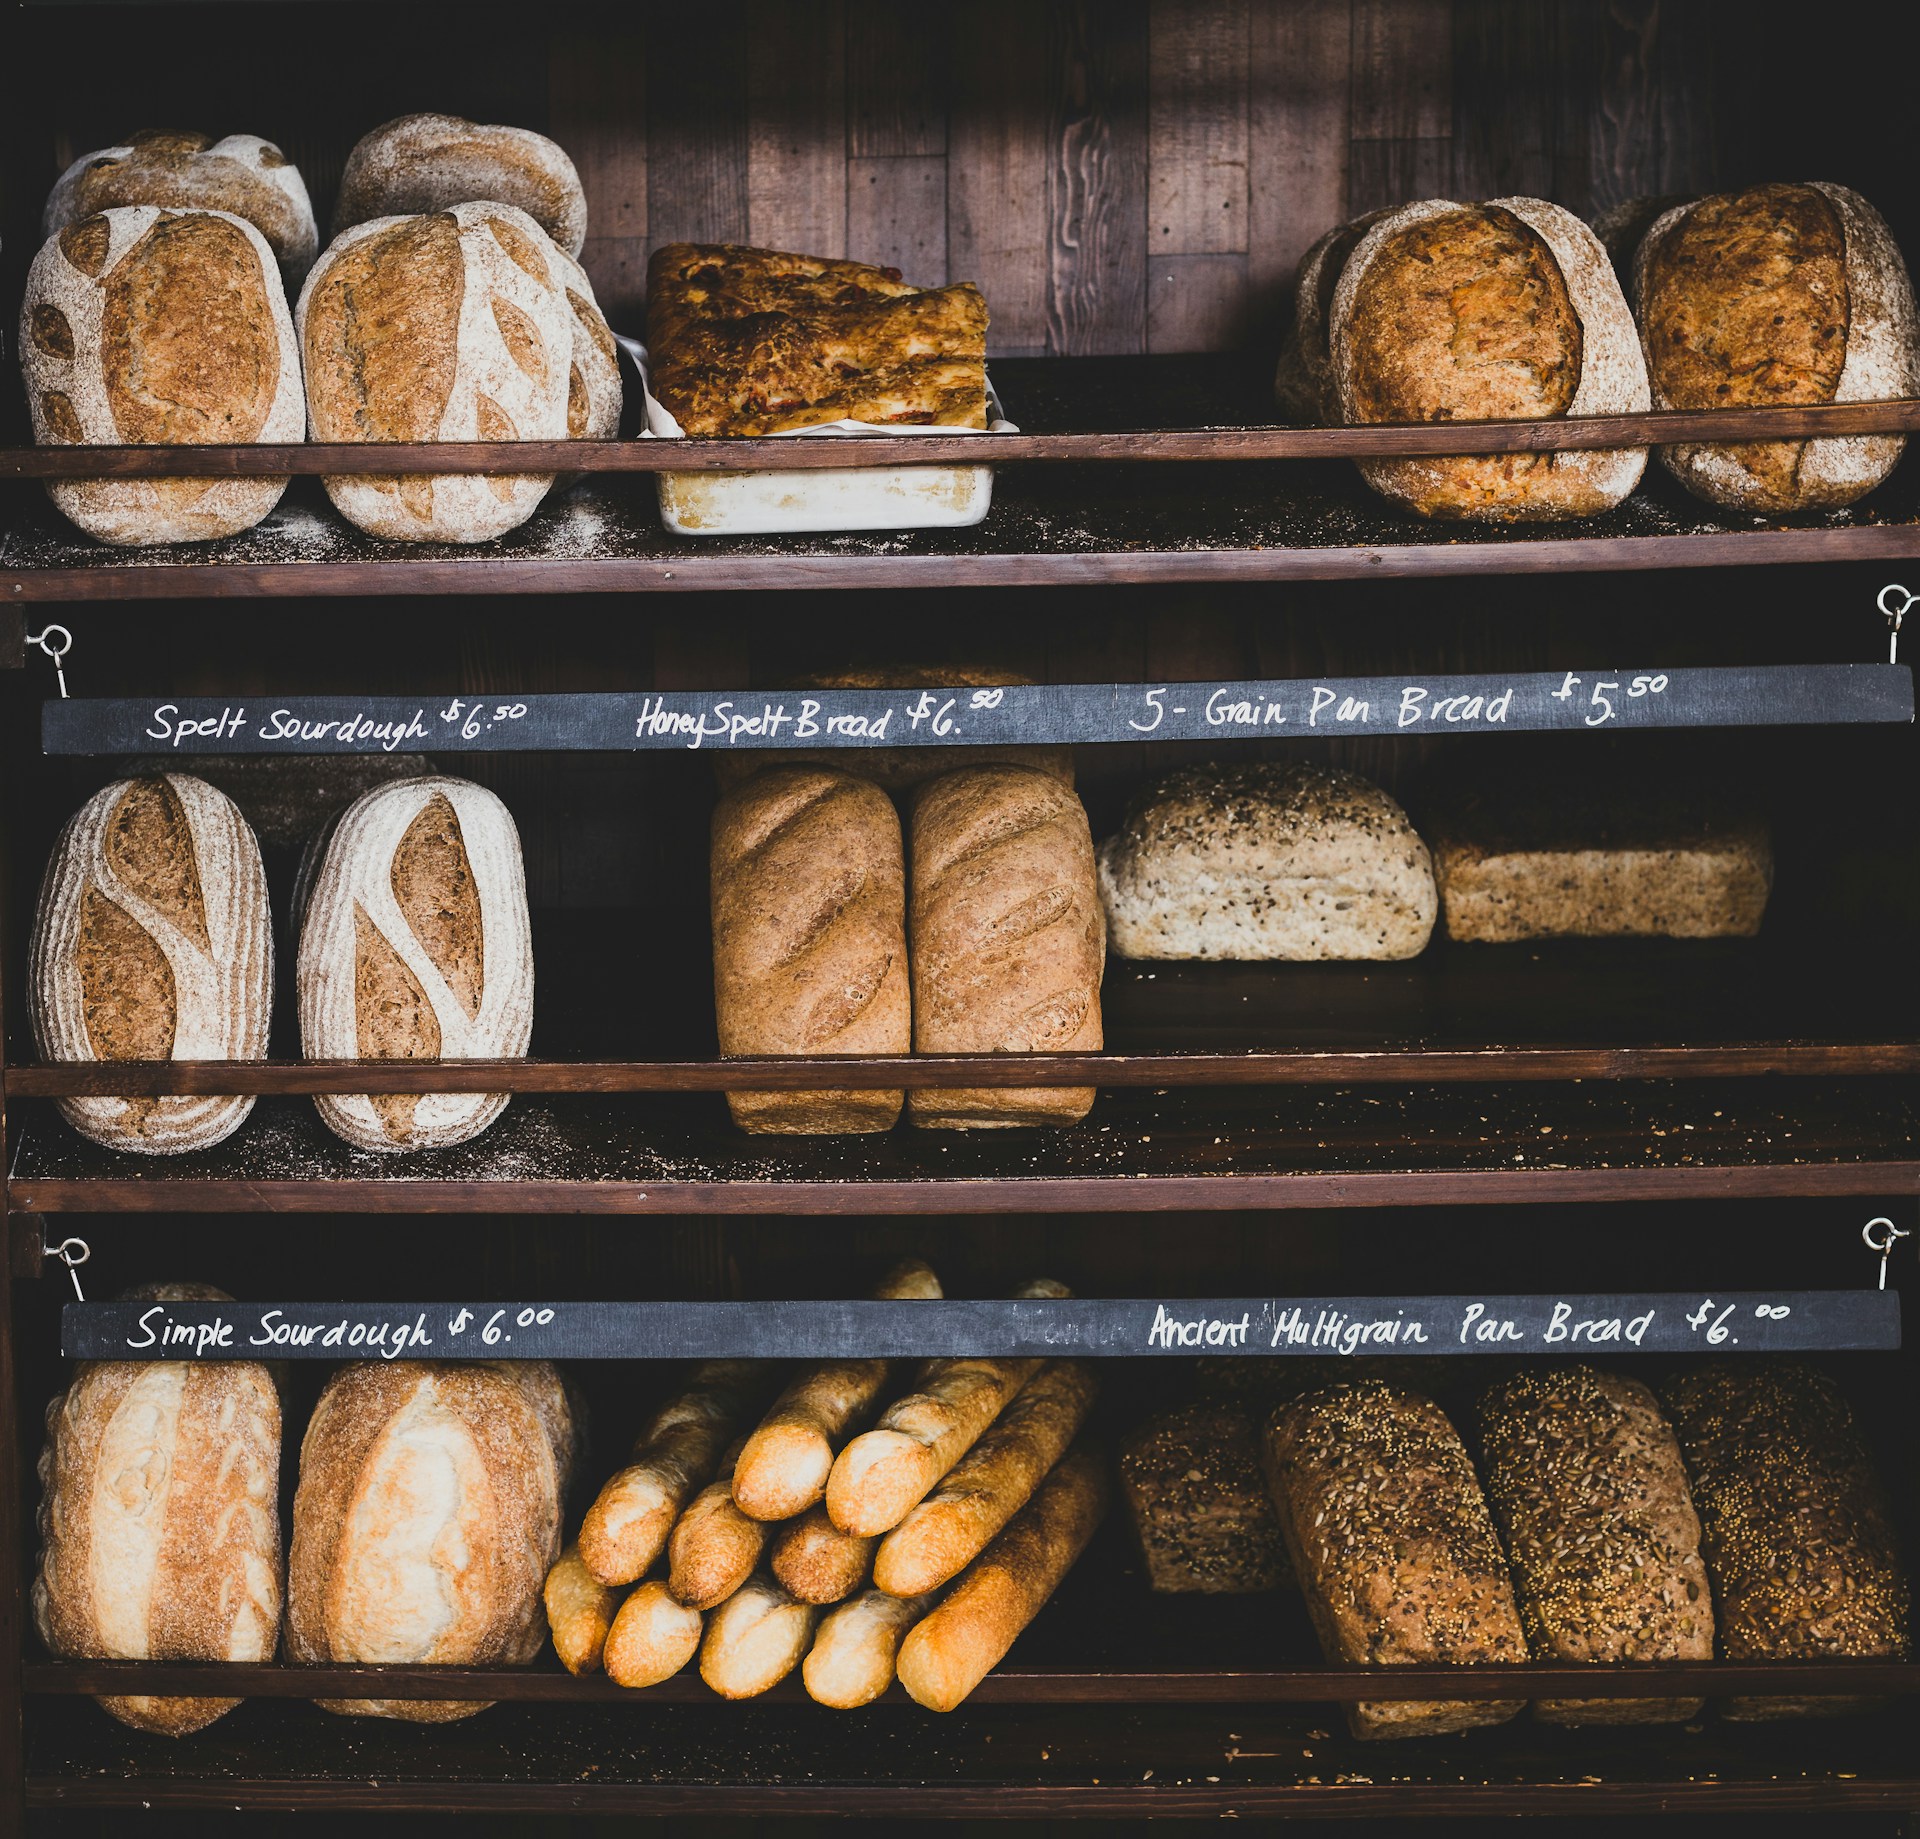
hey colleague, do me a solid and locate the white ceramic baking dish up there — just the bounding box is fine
[619,337,1013,537]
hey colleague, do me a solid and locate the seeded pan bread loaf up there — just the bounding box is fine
[1120,1401,1291,1593]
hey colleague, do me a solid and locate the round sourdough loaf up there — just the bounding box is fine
[20,206,304,545]
[45,131,318,275]
[334,113,587,257]
[1098,762,1436,962]
[287,1361,573,1720]
[1633,182,1918,513]
[1330,196,1649,520]
[298,204,577,543]
[30,774,272,1153]
[551,242,623,441]
[35,1283,283,1736]
[297,775,534,1152]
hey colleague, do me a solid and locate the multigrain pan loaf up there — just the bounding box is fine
[297,775,533,1151]
[45,132,317,276]
[1097,762,1436,961]
[1476,1367,1712,1725]
[20,205,305,545]
[1263,1381,1527,1739]
[334,114,587,257]
[1430,779,1773,942]
[34,1283,282,1737]
[1119,1401,1291,1593]
[1330,196,1649,520]
[710,766,910,1134]
[297,202,576,543]
[710,667,1074,794]
[287,1360,573,1722]
[1634,182,1918,512]
[31,774,271,1153]
[908,767,1104,1128]
[1662,1362,1910,1718]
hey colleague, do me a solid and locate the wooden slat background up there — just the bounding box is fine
[7,0,1879,362]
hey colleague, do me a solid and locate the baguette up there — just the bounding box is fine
[543,1542,619,1676]
[698,1575,819,1699]
[579,1362,767,1586]
[668,1439,767,1610]
[875,1361,1097,1597]
[733,1257,943,1520]
[827,1278,1070,1537]
[770,1505,875,1604]
[896,1444,1108,1712]
[602,1580,703,1689]
[803,1587,940,1708]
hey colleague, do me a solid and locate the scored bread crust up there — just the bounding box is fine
[333,113,587,257]
[35,1283,282,1737]
[1097,762,1436,962]
[1330,195,1649,521]
[287,1360,571,1721]
[31,774,272,1153]
[297,775,533,1152]
[1635,182,1918,512]
[21,205,304,545]
[549,241,623,444]
[297,203,575,543]
[45,132,318,274]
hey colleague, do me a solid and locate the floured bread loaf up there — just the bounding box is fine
[31,774,271,1153]
[288,1360,574,1720]
[297,775,533,1152]
[1634,182,1918,512]
[334,114,587,257]
[297,203,576,543]
[1097,762,1435,961]
[1330,196,1649,519]
[45,131,318,275]
[20,205,304,545]
[35,1283,282,1736]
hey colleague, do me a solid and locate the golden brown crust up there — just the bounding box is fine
[770,1504,875,1603]
[543,1542,618,1676]
[602,1579,703,1687]
[667,1442,768,1610]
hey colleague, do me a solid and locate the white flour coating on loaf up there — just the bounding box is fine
[548,242,623,443]
[297,775,533,1152]
[297,202,576,543]
[20,205,305,545]
[334,114,588,257]
[31,774,272,1153]
[1097,762,1436,961]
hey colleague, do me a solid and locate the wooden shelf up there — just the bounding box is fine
[7,361,1920,599]
[11,1080,1917,1214]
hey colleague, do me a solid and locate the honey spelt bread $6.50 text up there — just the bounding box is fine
[20,205,305,545]
[297,203,577,543]
[31,774,272,1154]
[297,775,533,1152]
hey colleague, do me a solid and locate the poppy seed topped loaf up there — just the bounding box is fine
[1097,762,1436,961]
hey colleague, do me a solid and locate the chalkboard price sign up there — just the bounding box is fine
[41,663,1913,757]
[63,1290,1899,1363]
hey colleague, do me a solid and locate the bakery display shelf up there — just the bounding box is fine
[11,1080,1918,1215]
[23,1695,1920,1817]
[8,360,1920,600]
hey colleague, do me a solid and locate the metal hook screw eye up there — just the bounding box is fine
[25,624,72,697]
[44,1236,90,1302]
[1863,1217,1910,1291]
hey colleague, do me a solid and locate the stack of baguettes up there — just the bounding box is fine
[544,1261,1107,1709]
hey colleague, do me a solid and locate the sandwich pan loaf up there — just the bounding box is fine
[31,773,272,1153]
[297,775,533,1152]
[20,205,304,545]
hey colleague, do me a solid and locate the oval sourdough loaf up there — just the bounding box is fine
[288,1360,574,1720]
[35,1283,282,1737]
[44,131,318,275]
[1633,182,1918,512]
[30,773,272,1153]
[908,765,1105,1128]
[1097,762,1435,961]
[334,113,587,257]
[297,774,533,1152]
[710,765,909,1133]
[297,203,576,543]
[20,205,304,545]
[1330,196,1649,520]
